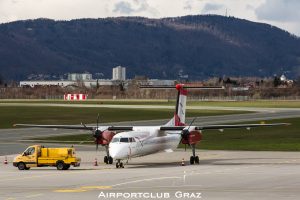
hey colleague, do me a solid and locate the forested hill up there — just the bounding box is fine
[0,15,300,80]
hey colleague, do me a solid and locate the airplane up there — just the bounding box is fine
[15,84,289,168]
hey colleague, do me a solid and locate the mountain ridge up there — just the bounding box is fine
[0,15,300,80]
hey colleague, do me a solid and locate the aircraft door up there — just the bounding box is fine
[134,137,143,155]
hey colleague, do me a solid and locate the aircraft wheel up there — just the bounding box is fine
[104,156,108,164]
[195,156,199,164]
[108,156,113,164]
[120,162,124,168]
[190,156,195,165]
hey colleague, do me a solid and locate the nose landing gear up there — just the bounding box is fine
[116,160,124,168]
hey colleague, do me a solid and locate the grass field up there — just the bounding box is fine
[193,118,300,151]
[32,118,300,151]
[1,99,300,108]
[0,106,248,129]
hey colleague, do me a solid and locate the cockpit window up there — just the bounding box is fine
[113,137,136,143]
[111,137,120,143]
[120,138,129,143]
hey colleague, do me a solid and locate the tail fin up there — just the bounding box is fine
[165,84,187,126]
[139,84,224,127]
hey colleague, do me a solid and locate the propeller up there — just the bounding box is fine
[181,117,197,151]
[82,114,109,151]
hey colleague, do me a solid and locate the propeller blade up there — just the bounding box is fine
[181,117,198,147]
[188,117,198,130]
[96,142,99,151]
[81,122,89,130]
[96,113,100,129]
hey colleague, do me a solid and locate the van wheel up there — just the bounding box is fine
[18,162,26,170]
[63,164,70,170]
[56,161,65,170]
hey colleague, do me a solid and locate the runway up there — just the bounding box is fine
[1,150,300,200]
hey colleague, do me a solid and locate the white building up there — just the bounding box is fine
[112,66,126,81]
[20,80,74,88]
[68,73,92,81]
[20,79,114,88]
[280,74,287,82]
[135,79,175,86]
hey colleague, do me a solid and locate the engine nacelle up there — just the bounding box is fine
[95,131,116,145]
[181,131,202,145]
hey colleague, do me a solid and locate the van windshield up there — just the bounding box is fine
[24,147,35,155]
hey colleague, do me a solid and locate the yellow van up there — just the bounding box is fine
[13,145,81,170]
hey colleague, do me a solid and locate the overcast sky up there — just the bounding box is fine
[0,0,300,36]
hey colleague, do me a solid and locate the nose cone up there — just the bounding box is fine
[109,143,129,159]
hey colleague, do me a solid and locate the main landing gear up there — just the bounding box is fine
[104,145,113,164]
[190,144,200,165]
[104,156,113,164]
[116,160,124,168]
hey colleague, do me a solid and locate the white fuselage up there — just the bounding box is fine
[109,126,181,160]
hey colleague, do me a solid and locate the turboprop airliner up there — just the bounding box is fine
[15,84,289,168]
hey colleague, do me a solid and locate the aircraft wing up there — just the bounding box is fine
[14,124,134,131]
[160,123,290,131]
[14,123,289,132]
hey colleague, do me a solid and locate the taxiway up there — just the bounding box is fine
[1,150,300,200]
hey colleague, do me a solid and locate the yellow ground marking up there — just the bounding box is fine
[54,185,112,193]
[54,189,87,193]
[81,186,112,190]
[5,198,16,200]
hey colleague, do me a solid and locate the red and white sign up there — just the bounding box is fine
[64,94,87,101]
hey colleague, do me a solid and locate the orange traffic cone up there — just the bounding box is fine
[181,158,185,166]
[94,158,98,166]
[4,156,8,165]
